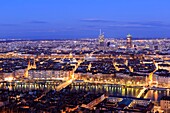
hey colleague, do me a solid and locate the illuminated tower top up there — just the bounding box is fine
[127,34,132,38]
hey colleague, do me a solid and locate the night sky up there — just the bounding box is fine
[0,0,170,39]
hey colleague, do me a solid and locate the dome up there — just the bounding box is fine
[127,34,132,37]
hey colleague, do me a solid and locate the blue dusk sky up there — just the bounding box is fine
[0,0,170,39]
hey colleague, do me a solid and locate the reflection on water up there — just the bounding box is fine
[0,82,169,102]
[70,83,142,97]
[145,90,168,101]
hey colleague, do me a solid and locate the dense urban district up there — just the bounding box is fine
[0,33,170,113]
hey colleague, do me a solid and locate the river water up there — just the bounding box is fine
[0,82,168,102]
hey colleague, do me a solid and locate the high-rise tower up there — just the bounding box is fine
[126,34,132,48]
[99,29,105,46]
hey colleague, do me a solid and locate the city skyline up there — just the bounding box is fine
[0,0,170,39]
[0,38,170,112]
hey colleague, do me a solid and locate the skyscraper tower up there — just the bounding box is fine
[99,29,105,46]
[126,34,132,48]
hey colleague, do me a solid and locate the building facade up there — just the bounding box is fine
[126,34,132,48]
[99,29,105,46]
[160,96,170,113]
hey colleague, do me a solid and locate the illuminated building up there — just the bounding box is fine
[126,34,132,48]
[160,96,170,113]
[99,29,105,46]
[153,69,170,87]
[28,69,71,80]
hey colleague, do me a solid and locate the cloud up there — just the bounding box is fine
[0,24,18,27]
[127,21,170,27]
[80,18,116,23]
[28,20,48,24]
[81,18,170,28]
[109,23,168,28]
[108,24,153,28]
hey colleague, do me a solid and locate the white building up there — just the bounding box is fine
[14,68,27,78]
[28,69,71,80]
[153,70,170,87]
[160,96,170,113]
[2,72,14,81]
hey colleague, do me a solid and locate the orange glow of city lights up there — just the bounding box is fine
[4,77,14,82]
